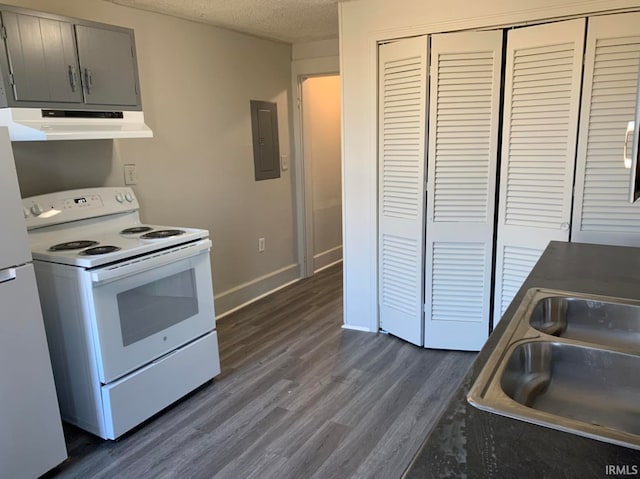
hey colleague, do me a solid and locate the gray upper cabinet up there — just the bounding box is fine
[0,5,142,110]
[2,12,82,104]
[75,25,138,107]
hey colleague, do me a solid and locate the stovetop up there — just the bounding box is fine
[24,187,209,268]
[29,219,209,268]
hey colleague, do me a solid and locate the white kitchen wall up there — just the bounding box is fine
[292,39,339,60]
[7,0,297,316]
[302,75,342,271]
[339,0,640,332]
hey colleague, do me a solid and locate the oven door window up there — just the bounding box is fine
[90,248,215,384]
[118,269,199,346]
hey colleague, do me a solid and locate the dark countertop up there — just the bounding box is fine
[404,241,640,478]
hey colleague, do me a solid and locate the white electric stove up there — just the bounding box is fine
[24,187,220,440]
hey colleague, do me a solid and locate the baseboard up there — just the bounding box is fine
[215,264,300,318]
[315,258,343,274]
[313,245,342,272]
[341,324,376,333]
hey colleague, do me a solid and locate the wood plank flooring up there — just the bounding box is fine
[46,263,475,479]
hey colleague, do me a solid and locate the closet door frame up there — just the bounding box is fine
[348,1,640,335]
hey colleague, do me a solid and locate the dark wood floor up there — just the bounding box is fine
[47,263,475,479]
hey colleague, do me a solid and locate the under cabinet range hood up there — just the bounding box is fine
[0,108,153,141]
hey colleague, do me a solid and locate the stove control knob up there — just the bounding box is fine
[115,193,125,203]
[125,192,134,202]
[31,203,44,216]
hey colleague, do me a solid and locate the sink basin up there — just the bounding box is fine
[529,296,640,350]
[468,288,640,450]
[501,342,640,435]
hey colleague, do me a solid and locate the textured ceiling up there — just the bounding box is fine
[103,0,340,44]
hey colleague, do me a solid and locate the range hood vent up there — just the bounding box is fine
[0,108,153,141]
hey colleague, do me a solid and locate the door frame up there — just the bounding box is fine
[291,56,340,278]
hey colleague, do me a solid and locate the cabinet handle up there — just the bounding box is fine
[0,268,16,284]
[84,68,93,95]
[624,121,634,169]
[68,65,78,92]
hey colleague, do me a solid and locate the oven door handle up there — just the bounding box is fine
[90,238,212,285]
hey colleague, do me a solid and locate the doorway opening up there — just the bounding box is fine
[299,74,343,277]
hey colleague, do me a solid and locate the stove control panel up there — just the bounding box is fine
[64,194,104,210]
[23,187,139,230]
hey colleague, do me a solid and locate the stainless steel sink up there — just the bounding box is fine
[529,295,640,350]
[468,288,640,450]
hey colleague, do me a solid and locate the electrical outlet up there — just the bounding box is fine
[281,154,289,171]
[124,164,138,185]
[258,237,265,252]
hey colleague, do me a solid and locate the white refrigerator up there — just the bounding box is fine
[0,127,67,478]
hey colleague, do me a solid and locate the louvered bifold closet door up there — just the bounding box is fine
[494,19,586,324]
[572,12,640,246]
[378,37,429,345]
[424,31,503,350]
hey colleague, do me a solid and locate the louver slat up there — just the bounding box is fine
[499,245,543,316]
[431,243,486,322]
[431,45,497,223]
[495,19,585,325]
[572,13,640,245]
[378,37,428,346]
[424,30,502,351]
[505,43,575,228]
[381,234,419,314]
[381,53,425,219]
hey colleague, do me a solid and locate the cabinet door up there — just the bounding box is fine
[378,36,429,346]
[1,11,82,103]
[494,19,585,323]
[75,24,139,107]
[424,30,503,350]
[572,12,640,246]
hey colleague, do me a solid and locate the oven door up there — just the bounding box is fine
[88,239,215,383]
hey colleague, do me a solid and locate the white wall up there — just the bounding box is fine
[292,39,339,60]
[339,0,640,331]
[7,0,297,316]
[302,75,342,271]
